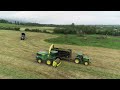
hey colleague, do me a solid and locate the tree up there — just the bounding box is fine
[71,23,75,27]
[0,19,9,23]
[15,21,17,24]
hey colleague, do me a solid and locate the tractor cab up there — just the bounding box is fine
[36,51,48,60]
[76,52,84,60]
[50,50,58,57]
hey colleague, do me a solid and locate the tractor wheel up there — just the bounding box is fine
[46,60,51,65]
[52,61,57,67]
[74,59,80,64]
[37,59,42,63]
[84,62,89,66]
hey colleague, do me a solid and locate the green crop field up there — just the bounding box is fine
[20,26,55,30]
[0,23,55,31]
[0,23,21,28]
[0,30,120,79]
[45,34,120,50]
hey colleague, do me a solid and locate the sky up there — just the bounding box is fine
[0,11,120,25]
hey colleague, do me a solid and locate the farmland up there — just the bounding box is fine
[0,23,55,30]
[0,29,120,79]
[45,34,120,50]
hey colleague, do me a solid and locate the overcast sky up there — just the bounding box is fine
[0,11,120,25]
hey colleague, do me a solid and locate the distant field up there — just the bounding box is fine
[45,34,120,50]
[20,27,55,33]
[0,23,55,32]
[0,23,22,27]
[20,26,55,30]
[0,30,120,79]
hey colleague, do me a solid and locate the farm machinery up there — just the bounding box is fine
[36,44,90,67]
[51,44,90,66]
[20,30,26,40]
[36,44,61,67]
[21,33,26,40]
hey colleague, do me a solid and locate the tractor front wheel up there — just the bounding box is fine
[84,62,89,66]
[46,60,52,65]
[74,59,80,64]
[37,59,42,63]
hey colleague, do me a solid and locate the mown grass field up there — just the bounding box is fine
[0,30,120,79]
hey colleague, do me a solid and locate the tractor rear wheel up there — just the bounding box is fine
[74,59,80,64]
[46,60,52,65]
[84,62,89,66]
[37,59,42,63]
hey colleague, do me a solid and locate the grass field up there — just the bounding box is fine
[0,23,21,28]
[0,30,120,79]
[45,34,120,50]
[20,26,55,30]
[20,27,55,33]
[0,23,55,32]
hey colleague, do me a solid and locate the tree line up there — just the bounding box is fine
[0,26,20,31]
[25,28,50,33]
[53,25,120,36]
[0,19,120,36]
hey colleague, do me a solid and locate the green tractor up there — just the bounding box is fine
[51,44,90,66]
[74,52,90,65]
[36,44,61,67]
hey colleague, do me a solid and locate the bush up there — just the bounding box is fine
[25,28,50,33]
[0,27,20,31]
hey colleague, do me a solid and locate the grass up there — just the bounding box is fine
[0,30,120,79]
[45,34,120,50]
[0,23,55,32]
[0,23,22,28]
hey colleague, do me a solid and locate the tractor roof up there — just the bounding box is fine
[83,55,89,59]
[37,51,48,54]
